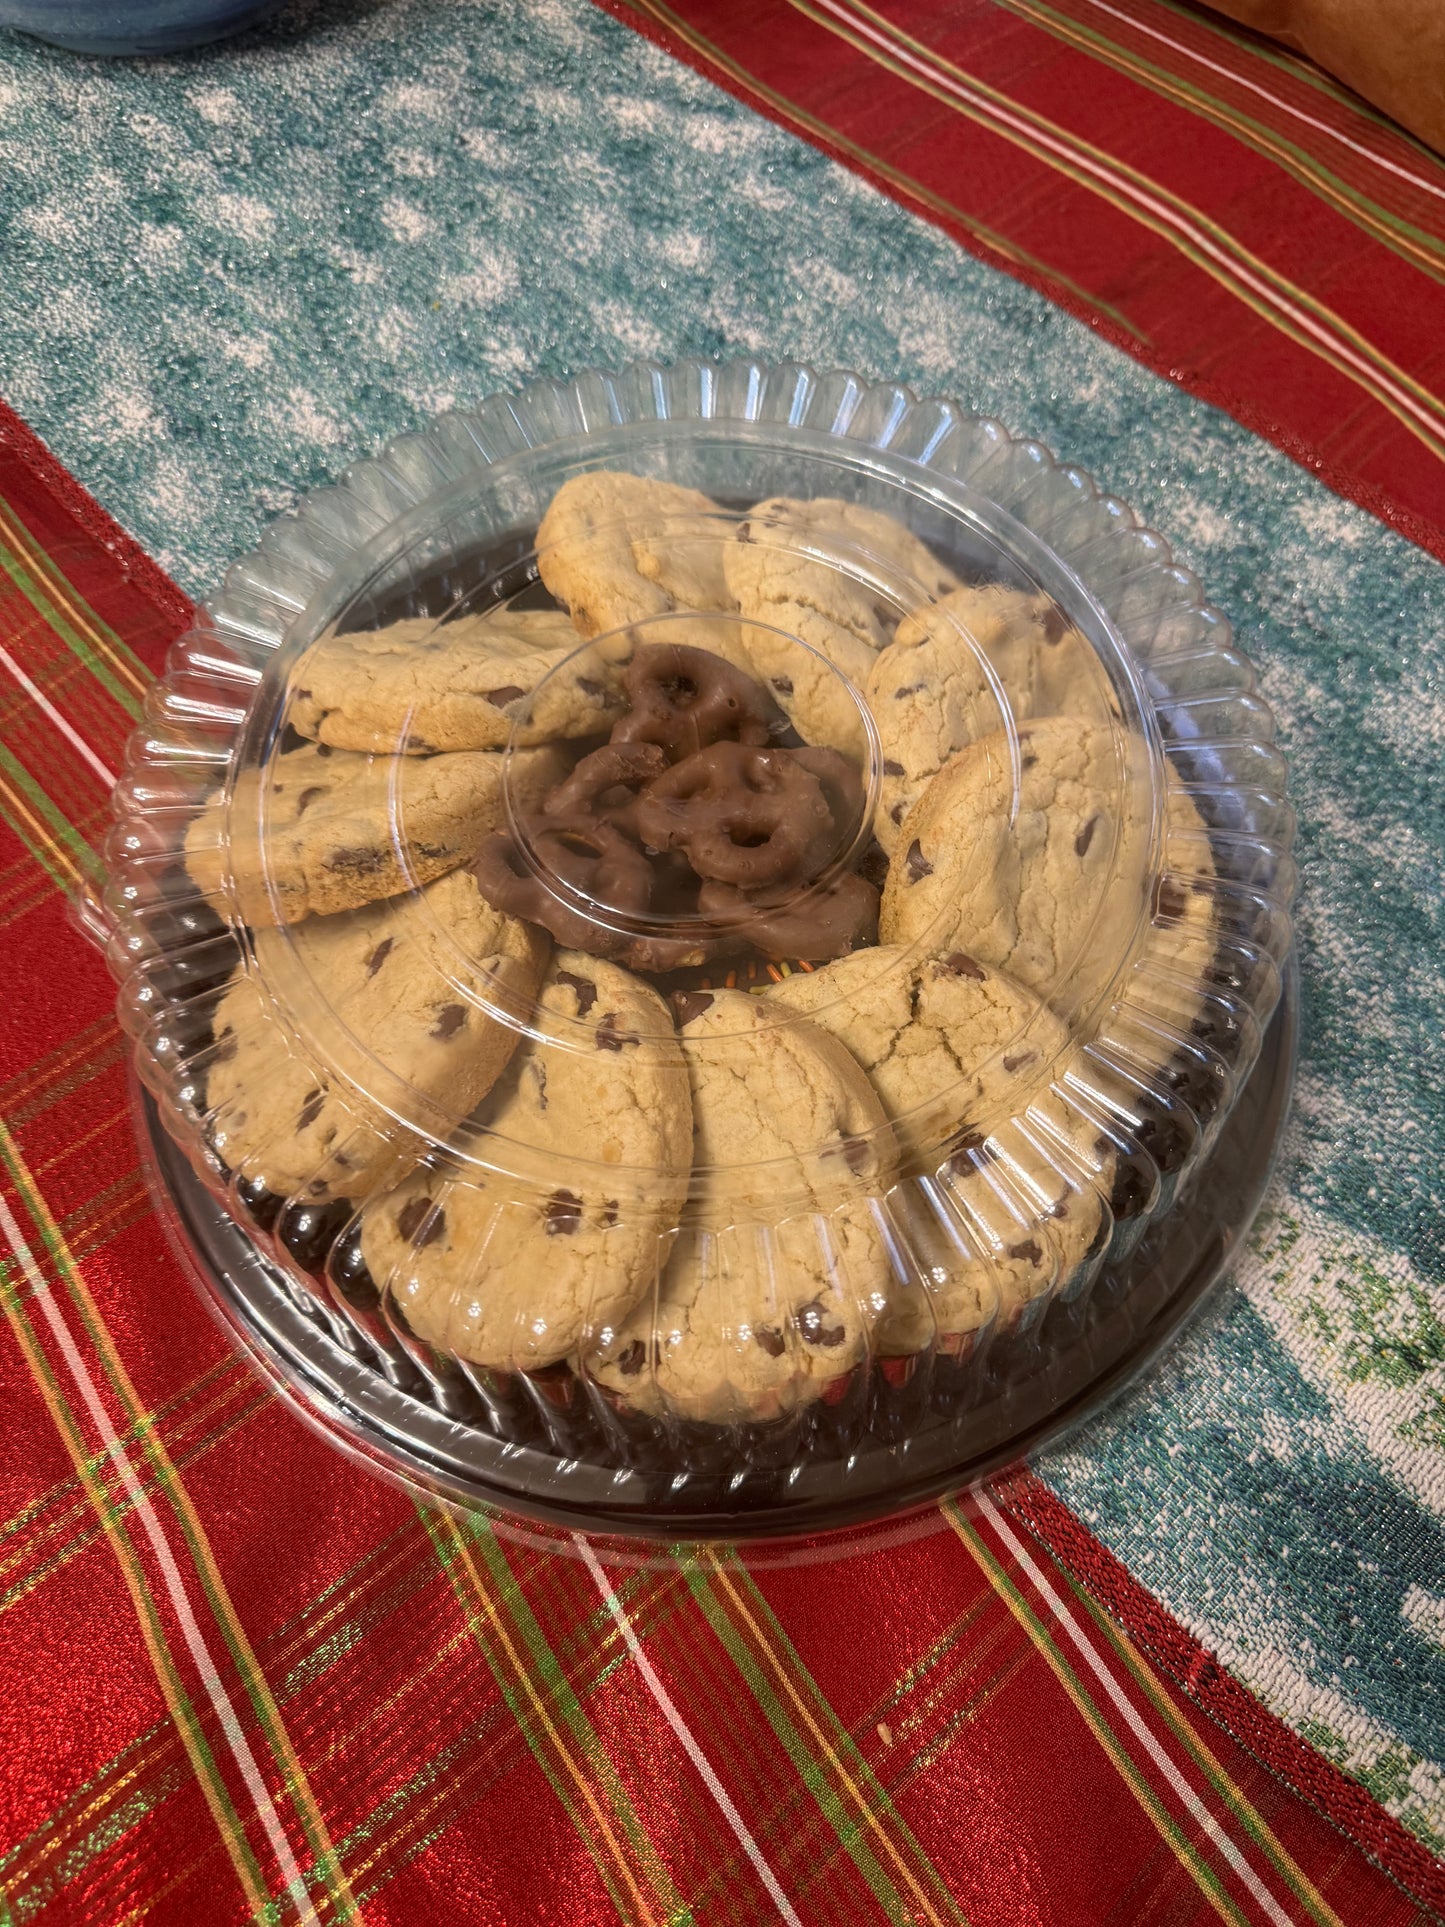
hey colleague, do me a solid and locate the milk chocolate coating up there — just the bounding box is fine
[612,928,731,974]
[697,871,879,962]
[544,741,667,837]
[476,643,874,973]
[474,815,652,953]
[475,817,730,972]
[634,741,837,887]
[789,745,866,846]
[611,643,777,761]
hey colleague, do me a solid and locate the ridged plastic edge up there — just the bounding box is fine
[97,357,1297,1424]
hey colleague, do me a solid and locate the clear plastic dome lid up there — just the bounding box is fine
[99,361,1294,1482]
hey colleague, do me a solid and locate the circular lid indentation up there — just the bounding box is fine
[465,612,884,1026]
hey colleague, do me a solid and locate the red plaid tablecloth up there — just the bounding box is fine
[3,2,1445,1920]
[603,0,1445,563]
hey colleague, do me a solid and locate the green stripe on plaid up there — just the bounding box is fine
[0,1743,194,1927]
[11,1524,458,1910]
[0,784,74,895]
[0,481,366,1919]
[0,1380,269,1621]
[987,0,1445,283]
[950,1504,1262,1927]
[0,1356,239,1561]
[1062,1573,1347,1927]
[303,1550,689,1916]
[0,1185,265,1922]
[0,1172,151,1322]
[681,1553,967,1927]
[0,743,100,879]
[0,461,365,1919]
[857,1596,1030,1788]
[784,0,1445,456]
[619,0,1154,346]
[417,1506,695,1926]
[0,498,148,717]
[0,1016,124,1120]
[0,1124,362,1924]
[0,1511,707,1926]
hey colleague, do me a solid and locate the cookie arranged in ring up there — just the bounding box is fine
[204,869,548,1208]
[536,472,741,657]
[185,740,567,923]
[288,608,629,754]
[879,726,1231,1206]
[1066,777,1247,1161]
[866,584,1118,851]
[763,943,1065,1150]
[723,494,960,750]
[764,944,1109,1327]
[880,717,1149,1011]
[878,1145,1108,1346]
[354,952,692,1371]
[584,988,895,1424]
[1122,781,1226,1034]
[160,459,1251,1445]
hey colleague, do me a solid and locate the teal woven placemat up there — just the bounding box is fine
[2,0,1443,1846]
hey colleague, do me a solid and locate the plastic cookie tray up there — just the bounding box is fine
[91,359,1298,1539]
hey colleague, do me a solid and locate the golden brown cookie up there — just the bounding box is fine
[288,607,628,753]
[356,952,692,1371]
[723,495,959,752]
[205,869,547,1206]
[765,944,1108,1334]
[878,1144,1107,1347]
[763,943,1066,1156]
[585,988,895,1423]
[879,718,1151,1013]
[867,585,1117,850]
[185,740,567,923]
[536,471,736,648]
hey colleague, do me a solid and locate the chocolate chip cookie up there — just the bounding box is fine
[1091,780,1219,1030]
[185,739,567,923]
[879,1142,1108,1346]
[584,988,894,1423]
[763,943,1067,1156]
[867,585,1117,850]
[879,717,1151,1013]
[764,944,1110,1328]
[355,951,691,1370]
[288,608,628,753]
[204,868,547,1206]
[722,495,959,752]
[536,471,737,648]
[1072,778,1243,1165]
